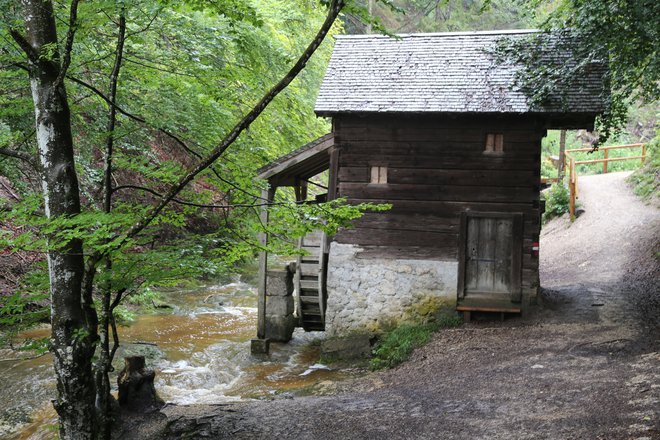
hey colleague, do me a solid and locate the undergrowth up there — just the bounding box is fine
[627,137,659,202]
[543,182,571,222]
[370,314,462,370]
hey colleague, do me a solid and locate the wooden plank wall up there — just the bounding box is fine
[333,114,543,294]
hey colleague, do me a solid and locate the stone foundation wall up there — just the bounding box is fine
[326,243,458,336]
[265,268,296,342]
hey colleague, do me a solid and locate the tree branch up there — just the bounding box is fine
[8,29,37,61]
[53,0,80,88]
[0,147,39,170]
[112,184,287,209]
[66,74,269,203]
[65,75,204,160]
[103,11,126,213]
[121,0,345,242]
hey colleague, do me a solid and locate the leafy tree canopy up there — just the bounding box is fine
[506,0,658,141]
[0,0,381,334]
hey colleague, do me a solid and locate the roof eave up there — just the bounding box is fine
[256,133,334,183]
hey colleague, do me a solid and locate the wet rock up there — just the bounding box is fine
[250,338,270,355]
[152,301,174,309]
[321,334,372,361]
[117,356,164,413]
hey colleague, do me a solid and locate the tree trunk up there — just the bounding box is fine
[95,10,126,440]
[558,129,567,180]
[20,1,98,439]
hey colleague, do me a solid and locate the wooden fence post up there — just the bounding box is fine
[603,148,608,173]
[642,144,646,164]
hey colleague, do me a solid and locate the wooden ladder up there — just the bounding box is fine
[294,230,327,331]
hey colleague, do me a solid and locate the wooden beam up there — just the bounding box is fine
[565,143,643,153]
[257,186,276,340]
[327,146,340,201]
[257,134,334,180]
[575,155,645,165]
[456,305,521,313]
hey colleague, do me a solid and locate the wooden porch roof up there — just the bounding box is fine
[256,133,334,187]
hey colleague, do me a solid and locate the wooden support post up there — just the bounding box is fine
[603,149,608,173]
[300,180,308,202]
[327,147,339,201]
[255,186,275,351]
[294,179,308,203]
[569,158,576,220]
[558,129,566,180]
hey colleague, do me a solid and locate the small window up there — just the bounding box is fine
[370,166,387,184]
[485,133,504,153]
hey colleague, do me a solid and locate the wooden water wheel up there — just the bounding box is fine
[294,230,327,331]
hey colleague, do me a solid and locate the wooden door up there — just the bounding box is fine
[458,212,522,302]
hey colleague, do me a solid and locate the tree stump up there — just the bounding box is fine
[117,356,164,413]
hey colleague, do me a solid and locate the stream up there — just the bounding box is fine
[0,275,354,439]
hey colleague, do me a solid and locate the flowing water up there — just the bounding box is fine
[0,275,354,439]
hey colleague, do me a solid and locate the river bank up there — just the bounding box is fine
[0,275,362,440]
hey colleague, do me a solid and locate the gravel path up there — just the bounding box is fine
[121,172,660,440]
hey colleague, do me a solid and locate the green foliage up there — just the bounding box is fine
[540,156,558,180]
[540,116,655,180]
[543,182,570,222]
[501,0,659,141]
[265,198,391,253]
[112,306,137,325]
[0,0,350,312]
[17,337,49,354]
[370,314,462,370]
[348,0,532,34]
[628,136,659,201]
[0,267,49,345]
[123,287,162,307]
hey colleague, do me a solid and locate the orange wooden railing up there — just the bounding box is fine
[565,143,646,219]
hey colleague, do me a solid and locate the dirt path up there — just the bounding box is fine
[122,172,659,440]
[541,171,658,286]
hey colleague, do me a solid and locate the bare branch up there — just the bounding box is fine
[64,75,204,160]
[103,11,126,213]
[126,10,161,38]
[66,71,269,204]
[112,184,282,209]
[0,147,38,169]
[53,0,81,88]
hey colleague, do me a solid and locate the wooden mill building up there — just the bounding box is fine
[255,30,606,340]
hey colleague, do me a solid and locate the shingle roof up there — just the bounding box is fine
[314,30,606,115]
